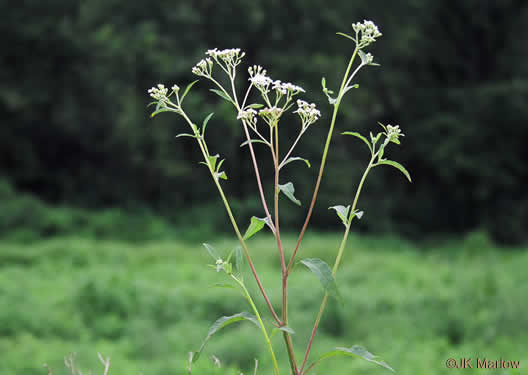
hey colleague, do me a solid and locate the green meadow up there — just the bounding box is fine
[1,232,526,374]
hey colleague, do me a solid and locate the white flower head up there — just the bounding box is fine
[171,84,180,93]
[386,124,404,143]
[148,83,169,100]
[352,19,382,46]
[192,58,213,77]
[248,65,273,92]
[237,108,258,127]
[207,48,245,67]
[272,80,305,96]
[294,99,321,128]
[258,106,283,126]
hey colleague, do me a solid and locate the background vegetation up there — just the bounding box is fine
[2,0,527,242]
[1,1,527,374]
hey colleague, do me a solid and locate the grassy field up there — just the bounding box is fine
[0,232,526,374]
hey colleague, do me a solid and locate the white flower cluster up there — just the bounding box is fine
[147,83,169,100]
[192,58,213,77]
[352,20,382,46]
[294,99,321,128]
[237,108,258,127]
[248,65,273,91]
[258,106,284,126]
[386,124,404,142]
[364,52,374,65]
[272,80,305,96]
[206,48,245,66]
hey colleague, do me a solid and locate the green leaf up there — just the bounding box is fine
[321,77,326,89]
[377,122,387,132]
[214,171,227,181]
[377,160,412,182]
[202,243,220,261]
[208,154,219,171]
[336,32,355,42]
[247,103,264,109]
[342,131,373,153]
[282,156,311,169]
[212,283,236,290]
[210,89,232,102]
[151,108,177,117]
[243,216,267,240]
[343,84,359,95]
[279,325,295,334]
[300,258,342,304]
[147,101,158,108]
[216,159,225,172]
[329,205,351,226]
[240,139,268,148]
[181,80,199,102]
[202,112,214,134]
[378,146,385,161]
[358,49,369,65]
[278,182,301,206]
[175,133,198,139]
[192,312,261,363]
[309,345,394,373]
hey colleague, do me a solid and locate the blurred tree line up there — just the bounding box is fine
[1,0,527,243]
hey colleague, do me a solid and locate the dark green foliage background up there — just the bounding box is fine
[1,0,527,243]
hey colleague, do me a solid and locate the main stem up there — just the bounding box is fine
[300,155,375,374]
[286,48,359,273]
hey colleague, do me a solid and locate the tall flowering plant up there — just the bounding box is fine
[148,20,410,375]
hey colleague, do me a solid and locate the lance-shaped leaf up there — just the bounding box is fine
[278,182,301,206]
[214,171,227,181]
[210,89,232,103]
[151,107,177,117]
[202,112,214,135]
[306,345,394,373]
[181,80,200,102]
[300,258,342,304]
[336,32,355,42]
[243,216,267,240]
[329,205,351,226]
[192,312,260,363]
[281,156,311,169]
[377,160,412,182]
[240,139,269,148]
[247,103,264,109]
[342,131,372,153]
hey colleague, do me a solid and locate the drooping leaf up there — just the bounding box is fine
[278,182,301,206]
[281,156,311,169]
[377,160,412,182]
[181,80,199,102]
[307,345,394,373]
[202,112,214,134]
[342,132,372,153]
[243,216,266,240]
[175,133,198,139]
[210,89,232,102]
[300,258,341,303]
[329,205,351,226]
[151,108,177,117]
[202,243,220,261]
[336,32,355,42]
[192,312,261,363]
[279,325,295,334]
[240,139,268,148]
